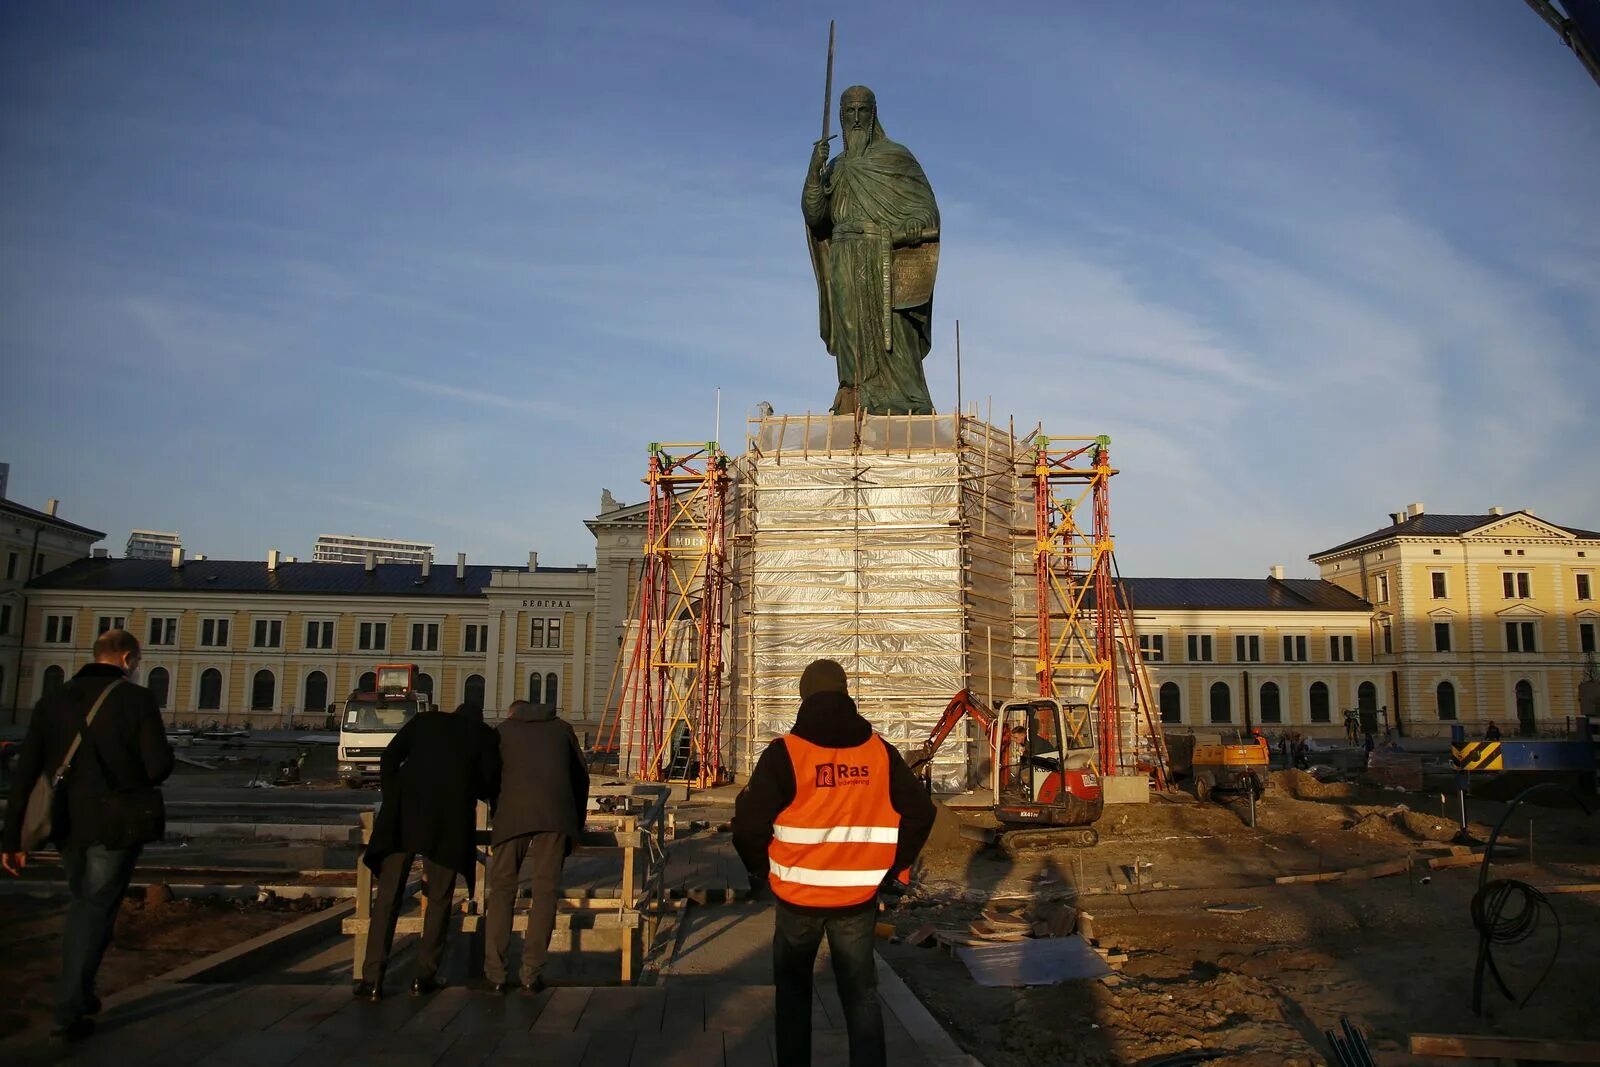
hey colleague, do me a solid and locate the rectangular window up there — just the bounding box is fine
[5,551,16,580]
[1431,572,1447,599]
[1186,634,1213,662]
[0,604,11,635]
[97,615,126,635]
[45,615,73,643]
[1503,571,1531,599]
[1138,633,1165,662]
[200,618,230,647]
[358,621,388,651]
[1234,634,1261,662]
[1505,621,1537,653]
[1375,573,1390,604]
[305,620,334,650]
[1281,634,1308,662]
[33,553,45,576]
[410,622,439,652]
[1579,574,1593,601]
[529,618,545,648]
[1381,621,1393,655]
[252,619,282,648]
[1581,622,1596,655]
[547,617,562,650]
[1330,634,1355,662]
[464,623,485,653]
[148,617,177,646]
[1433,622,1452,652]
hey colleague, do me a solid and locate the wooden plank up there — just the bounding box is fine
[576,986,666,1031]
[491,1031,590,1065]
[577,1028,636,1066]
[1428,853,1487,870]
[704,985,773,1034]
[399,987,471,1033]
[630,1029,728,1067]
[721,1025,775,1067]
[531,987,594,1032]
[1408,1033,1600,1061]
[659,982,708,1038]
[438,1030,502,1067]
[1539,882,1600,895]
[268,984,356,1034]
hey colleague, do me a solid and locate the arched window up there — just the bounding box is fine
[1209,681,1231,723]
[1259,682,1281,724]
[417,672,435,699]
[199,668,223,710]
[464,674,485,709]
[1436,681,1457,721]
[359,671,377,692]
[42,665,65,697]
[251,669,275,711]
[147,667,170,708]
[528,673,543,703]
[1515,679,1535,735]
[546,672,558,709]
[1358,681,1378,712]
[303,670,328,713]
[1309,681,1331,722]
[1159,682,1181,724]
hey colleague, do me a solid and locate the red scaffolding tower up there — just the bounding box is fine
[1032,434,1169,784]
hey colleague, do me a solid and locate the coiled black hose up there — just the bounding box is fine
[1470,783,1589,1014]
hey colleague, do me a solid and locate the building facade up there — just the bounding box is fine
[3,496,105,721]
[126,529,183,561]
[14,554,598,738]
[313,534,434,566]
[1309,505,1599,738]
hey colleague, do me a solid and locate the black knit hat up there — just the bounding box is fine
[799,658,849,700]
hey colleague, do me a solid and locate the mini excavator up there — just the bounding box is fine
[907,689,1104,851]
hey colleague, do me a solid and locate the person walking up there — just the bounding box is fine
[2,630,174,1043]
[482,699,590,994]
[1484,720,1503,742]
[732,659,936,1067]
[355,702,499,999]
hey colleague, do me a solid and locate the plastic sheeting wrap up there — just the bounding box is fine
[728,414,1018,794]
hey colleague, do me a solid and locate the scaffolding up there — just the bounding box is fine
[1029,434,1169,781]
[613,441,731,787]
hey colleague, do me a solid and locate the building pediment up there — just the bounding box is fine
[1466,514,1575,541]
[1495,603,1547,619]
[1578,608,1600,620]
[1427,606,1458,619]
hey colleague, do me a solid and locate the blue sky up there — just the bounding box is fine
[3,2,1596,576]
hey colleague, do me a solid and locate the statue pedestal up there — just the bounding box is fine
[727,413,1023,790]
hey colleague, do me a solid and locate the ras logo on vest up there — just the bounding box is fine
[815,763,871,788]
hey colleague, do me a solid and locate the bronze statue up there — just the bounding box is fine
[803,81,940,415]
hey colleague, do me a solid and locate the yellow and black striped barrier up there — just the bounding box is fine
[1450,741,1503,772]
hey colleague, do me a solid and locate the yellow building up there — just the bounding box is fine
[1309,504,1599,737]
[2,495,104,719]
[13,550,598,735]
[1127,571,1378,737]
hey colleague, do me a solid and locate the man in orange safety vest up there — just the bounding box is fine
[732,659,936,1067]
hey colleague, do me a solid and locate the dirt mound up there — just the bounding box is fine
[1266,769,1353,800]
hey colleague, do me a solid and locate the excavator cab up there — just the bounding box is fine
[994,697,1102,839]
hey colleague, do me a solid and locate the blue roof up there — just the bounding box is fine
[26,558,586,598]
[1119,577,1369,612]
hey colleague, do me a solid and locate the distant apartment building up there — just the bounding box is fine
[126,529,183,561]
[313,534,434,566]
[2,493,105,720]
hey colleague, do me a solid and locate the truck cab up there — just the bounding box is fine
[337,663,426,787]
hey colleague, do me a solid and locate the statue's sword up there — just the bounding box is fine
[821,20,835,144]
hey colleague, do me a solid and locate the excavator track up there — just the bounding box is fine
[998,826,1100,855]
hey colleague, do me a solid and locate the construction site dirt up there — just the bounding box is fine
[881,771,1600,1066]
[0,892,333,1041]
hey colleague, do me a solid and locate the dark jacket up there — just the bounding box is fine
[731,691,936,915]
[364,708,500,889]
[3,663,174,852]
[490,703,589,849]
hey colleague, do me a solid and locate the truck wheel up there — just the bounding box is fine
[1196,774,1213,802]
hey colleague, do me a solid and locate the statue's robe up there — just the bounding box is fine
[805,131,940,415]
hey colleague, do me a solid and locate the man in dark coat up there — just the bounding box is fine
[732,659,936,1067]
[2,630,173,1042]
[356,702,499,998]
[482,699,589,993]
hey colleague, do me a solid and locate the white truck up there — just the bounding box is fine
[337,663,426,787]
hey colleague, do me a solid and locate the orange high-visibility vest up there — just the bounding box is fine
[768,733,902,908]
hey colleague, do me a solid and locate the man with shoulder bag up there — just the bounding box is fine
[2,629,175,1043]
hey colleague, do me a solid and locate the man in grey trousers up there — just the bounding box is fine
[482,699,589,993]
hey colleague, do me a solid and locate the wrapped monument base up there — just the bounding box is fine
[727,413,1017,792]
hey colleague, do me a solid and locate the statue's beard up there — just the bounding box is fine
[843,125,871,154]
